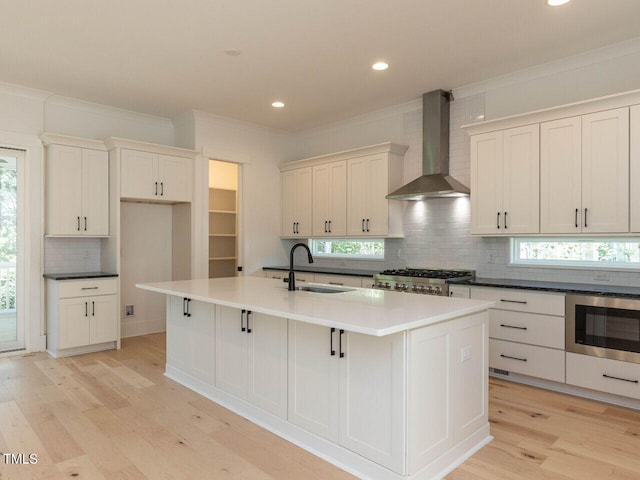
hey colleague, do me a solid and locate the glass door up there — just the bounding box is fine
[0,148,24,352]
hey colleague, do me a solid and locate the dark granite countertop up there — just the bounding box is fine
[263,266,377,278]
[43,272,119,280]
[450,277,640,298]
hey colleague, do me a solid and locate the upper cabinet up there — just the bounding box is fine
[106,138,197,204]
[313,161,346,237]
[470,125,539,235]
[281,166,312,237]
[43,134,109,237]
[465,90,640,237]
[541,108,629,234]
[631,105,640,233]
[120,149,192,202]
[280,143,406,239]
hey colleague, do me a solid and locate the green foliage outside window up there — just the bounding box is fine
[0,165,17,310]
[310,239,384,258]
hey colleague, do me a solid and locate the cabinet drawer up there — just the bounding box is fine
[489,310,564,349]
[566,352,640,400]
[490,339,565,382]
[471,287,564,316]
[314,273,363,288]
[264,271,314,283]
[58,278,117,298]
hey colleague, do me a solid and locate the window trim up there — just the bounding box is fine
[510,237,640,271]
[308,238,385,260]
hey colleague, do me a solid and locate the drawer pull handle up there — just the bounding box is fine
[500,299,528,304]
[328,282,344,286]
[81,287,99,290]
[603,374,639,384]
[500,324,527,331]
[500,354,527,362]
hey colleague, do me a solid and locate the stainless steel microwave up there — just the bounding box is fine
[566,294,640,364]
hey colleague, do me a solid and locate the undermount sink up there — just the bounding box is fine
[296,285,354,294]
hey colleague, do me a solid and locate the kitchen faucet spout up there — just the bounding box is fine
[289,243,314,291]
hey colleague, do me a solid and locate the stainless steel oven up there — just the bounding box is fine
[566,294,640,364]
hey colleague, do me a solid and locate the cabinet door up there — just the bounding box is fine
[47,144,82,235]
[347,157,369,235]
[471,131,503,234]
[158,154,191,202]
[282,168,312,237]
[339,331,406,474]
[215,305,245,398]
[58,298,90,349]
[313,161,347,237]
[120,149,158,200]
[540,117,582,233]
[81,149,109,236]
[245,312,288,418]
[581,107,629,233]
[88,295,118,344]
[166,296,189,372]
[632,105,640,232]
[366,154,390,236]
[288,321,339,442]
[189,300,216,384]
[502,125,539,234]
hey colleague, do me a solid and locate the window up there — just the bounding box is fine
[309,239,384,259]
[511,238,640,269]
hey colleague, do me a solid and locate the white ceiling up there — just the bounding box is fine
[1,0,639,132]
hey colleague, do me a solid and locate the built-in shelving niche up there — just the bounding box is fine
[208,157,240,278]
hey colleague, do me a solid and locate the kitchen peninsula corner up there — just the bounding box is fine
[137,277,493,480]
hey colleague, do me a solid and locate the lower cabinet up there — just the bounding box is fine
[566,352,640,400]
[216,305,288,418]
[166,296,216,384]
[288,320,406,473]
[46,278,118,357]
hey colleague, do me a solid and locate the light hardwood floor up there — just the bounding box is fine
[0,334,638,479]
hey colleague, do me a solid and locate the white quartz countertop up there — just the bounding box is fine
[137,277,494,336]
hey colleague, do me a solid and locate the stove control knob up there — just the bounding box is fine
[418,285,426,293]
[412,285,419,292]
[385,282,391,289]
[427,286,435,294]
[433,286,442,294]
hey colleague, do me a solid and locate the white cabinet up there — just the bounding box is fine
[470,286,565,383]
[120,149,192,202]
[347,153,398,236]
[46,278,118,358]
[541,108,629,233]
[45,143,109,236]
[281,167,312,237]
[216,305,287,418]
[630,105,640,232]
[288,321,406,473]
[470,124,539,235]
[166,296,216,384]
[312,161,347,237]
[280,143,406,239]
[567,352,640,400]
[313,273,365,288]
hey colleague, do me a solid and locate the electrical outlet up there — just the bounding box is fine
[461,345,472,362]
[125,305,134,317]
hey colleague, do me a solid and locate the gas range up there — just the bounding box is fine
[373,268,475,296]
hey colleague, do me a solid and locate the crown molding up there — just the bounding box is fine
[41,133,107,150]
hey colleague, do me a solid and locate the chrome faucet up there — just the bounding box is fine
[288,243,314,291]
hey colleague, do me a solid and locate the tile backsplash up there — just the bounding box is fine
[44,237,102,274]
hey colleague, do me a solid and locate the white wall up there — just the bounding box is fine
[119,202,173,338]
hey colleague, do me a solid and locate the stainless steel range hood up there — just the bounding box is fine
[386,89,469,200]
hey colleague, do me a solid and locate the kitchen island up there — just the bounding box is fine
[137,277,494,480]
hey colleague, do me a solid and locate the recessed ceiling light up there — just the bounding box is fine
[546,0,570,6]
[272,101,285,108]
[372,62,389,71]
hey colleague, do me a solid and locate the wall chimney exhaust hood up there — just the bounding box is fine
[386,89,469,200]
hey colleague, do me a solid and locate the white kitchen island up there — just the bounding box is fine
[137,277,494,480]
